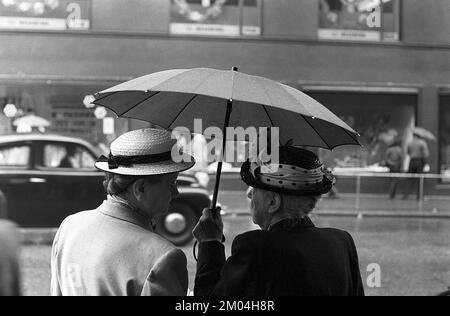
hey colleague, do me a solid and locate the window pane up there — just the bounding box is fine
[309,93,416,171]
[382,0,400,41]
[78,147,96,169]
[242,0,261,36]
[42,144,96,169]
[0,0,90,31]
[170,0,241,36]
[440,95,450,182]
[318,0,399,42]
[0,146,30,166]
[43,145,67,168]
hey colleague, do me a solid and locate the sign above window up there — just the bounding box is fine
[0,0,90,31]
[318,0,399,42]
[170,0,261,37]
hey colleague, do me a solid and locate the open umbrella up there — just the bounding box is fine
[93,67,360,209]
[413,127,436,141]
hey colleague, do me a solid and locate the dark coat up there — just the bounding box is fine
[195,217,365,296]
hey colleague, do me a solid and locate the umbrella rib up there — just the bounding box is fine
[262,105,275,127]
[301,115,332,150]
[168,94,199,129]
[119,91,161,116]
[340,126,360,145]
[93,91,119,104]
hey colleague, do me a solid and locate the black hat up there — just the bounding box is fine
[240,146,334,196]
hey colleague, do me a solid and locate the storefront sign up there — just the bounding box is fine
[0,0,90,31]
[170,0,261,36]
[50,104,97,140]
[318,0,399,42]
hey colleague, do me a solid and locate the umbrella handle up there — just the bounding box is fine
[210,99,233,217]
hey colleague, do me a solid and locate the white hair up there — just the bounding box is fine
[280,194,321,217]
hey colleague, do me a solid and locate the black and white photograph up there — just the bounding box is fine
[0,0,449,301]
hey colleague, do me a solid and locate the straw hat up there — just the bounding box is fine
[95,128,195,176]
[241,146,334,196]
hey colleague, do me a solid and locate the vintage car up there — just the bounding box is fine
[0,134,211,246]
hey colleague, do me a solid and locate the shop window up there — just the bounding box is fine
[170,0,261,37]
[308,92,416,171]
[439,95,450,181]
[0,145,30,167]
[318,0,400,42]
[0,0,90,31]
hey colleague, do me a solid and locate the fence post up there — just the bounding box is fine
[355,175,361,212]
[419,175,425,212]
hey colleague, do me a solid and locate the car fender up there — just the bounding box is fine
[173,188,211,218]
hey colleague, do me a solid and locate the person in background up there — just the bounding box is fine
[193,146,364,296]
[0,220,21,296]
[51,128,195,296]
[385,140,404,199]
[403,132,430,200]
[58,146,78,168]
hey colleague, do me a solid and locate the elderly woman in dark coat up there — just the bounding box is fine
[193,146,365,296]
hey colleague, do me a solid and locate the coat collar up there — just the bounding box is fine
[97,199,154,232]
[268,216,315,233]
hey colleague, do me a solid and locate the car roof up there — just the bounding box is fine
[0,134,99,153]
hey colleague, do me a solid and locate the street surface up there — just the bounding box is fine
[21,192,450,296]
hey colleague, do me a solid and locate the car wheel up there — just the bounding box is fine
[0,190,7,219]
[156,202,198,246]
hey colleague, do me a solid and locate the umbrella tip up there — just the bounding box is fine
[232,66,239,72]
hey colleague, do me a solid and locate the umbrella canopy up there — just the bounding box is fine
[13,114,51,128]
[94,68,359,149]
[94,67,361,211]
[413,127,436,141]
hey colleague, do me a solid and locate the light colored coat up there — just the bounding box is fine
[51,200,188,296]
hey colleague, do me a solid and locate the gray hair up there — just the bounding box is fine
[103,173,164,196]
[280,194,321,217]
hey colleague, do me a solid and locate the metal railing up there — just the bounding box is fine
[332,171,450,213]
[212,170,450,217]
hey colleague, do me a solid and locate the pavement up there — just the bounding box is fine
[21,216,450,296]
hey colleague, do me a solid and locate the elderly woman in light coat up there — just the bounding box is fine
[51,128,195,296]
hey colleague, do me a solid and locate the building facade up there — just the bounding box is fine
[0,0,449,191]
